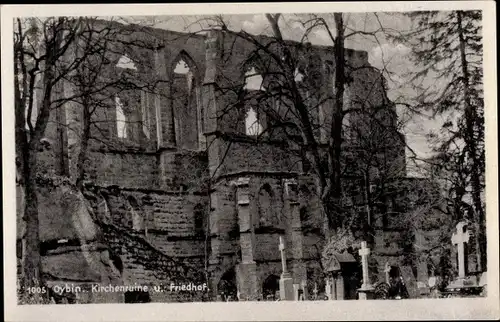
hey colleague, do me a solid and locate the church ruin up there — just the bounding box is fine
[16,18,446,303]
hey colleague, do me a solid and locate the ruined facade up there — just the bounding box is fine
[17,19,445,302]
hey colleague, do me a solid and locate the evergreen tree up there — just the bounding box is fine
[395,10,485,272]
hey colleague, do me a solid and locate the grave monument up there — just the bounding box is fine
[357,241,375,300]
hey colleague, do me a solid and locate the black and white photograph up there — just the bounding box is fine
[2,1,498,321]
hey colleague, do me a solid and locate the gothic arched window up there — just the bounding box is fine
[239,65,268,137]
[115,96,127,139]
[116,55,137,70]
[243,67,264,91]
[294,68,305,83]
[140,90,151,139]
[115,92,142,142]
[245,107,263,136]
[114,54,151,144]
[171,53,202,150]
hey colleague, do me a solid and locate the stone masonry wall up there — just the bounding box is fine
[86,151,159,188]
[86,186,209,302]
[208,138,302,179]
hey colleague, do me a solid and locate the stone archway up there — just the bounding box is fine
[217,267,237,301]
[262,274,280,301]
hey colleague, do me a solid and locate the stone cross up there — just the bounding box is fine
[452,222,470,278]
[359,241,371,289]
[325,279,332,300]
[279,236,288,273]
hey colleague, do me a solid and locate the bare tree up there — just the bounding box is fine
[14,16,166,300]
[192,13,406,241]
[14,17,87,296]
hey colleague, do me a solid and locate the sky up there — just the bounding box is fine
[116,13,449,176]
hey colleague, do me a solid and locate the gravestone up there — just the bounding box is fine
[428,276,440,298]
[428,276,437,288]
[335,272,345,300]
[445,222,484,296]
[279,236,294,300]
[301,280,308,300]
[293,284,305,301]
[451,221,470,278]
[359,242,371,289]
[400,266,418,298]
[417,281,430,297]
[357,241,375,300]
[325,279,332,300]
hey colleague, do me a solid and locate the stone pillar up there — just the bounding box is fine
[279,236,294,301]
[358,241,375,300]
[318,102,327,144]
[293,284,300,300]
[203,30,224,178]
[155,46,178,189]
[154,46,165,149]
[235,177,259,300]
[196,86,206,150]
[154,47,175,149]
[208,189,223,262]
[284,179,307,283]
[158,152,175,189]
[301,280,308,300]
[331,276,337,300]
[203,31,220,135]
[414,230,430,288]
[63,77,82,181]
[293,283,306,300]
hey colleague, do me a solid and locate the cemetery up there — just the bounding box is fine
[218,220,487,302]
[13,12,487,305]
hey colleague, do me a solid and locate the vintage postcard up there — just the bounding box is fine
[2,1,498,321]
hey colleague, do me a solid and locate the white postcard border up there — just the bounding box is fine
[2,2,498,321]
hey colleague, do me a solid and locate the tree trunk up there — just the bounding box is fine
[265,13,333,237]
[76,101,91,189]
[21,154,42,294]
[14,19,43,298]
[363,171,372,238]
[457,10,486,272]
[20,50,56,297]
[325,13,346,230]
